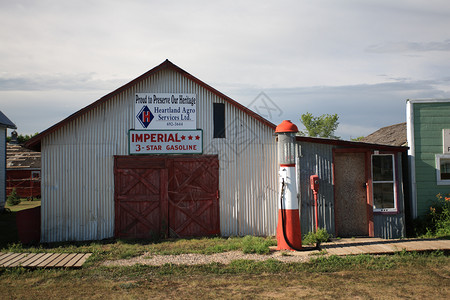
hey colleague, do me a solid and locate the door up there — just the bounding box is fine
[114,155,219,239]
[334,152,369,237]
[114,158,168,239]
[168,156,220,237]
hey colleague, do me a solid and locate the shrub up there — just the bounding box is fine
[413,193,450,238]
[303,228,330,248]
[241,236,276,254]
[7,188,21,206]
[427,194,450,237]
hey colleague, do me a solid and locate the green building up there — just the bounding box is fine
[407,99,450,218]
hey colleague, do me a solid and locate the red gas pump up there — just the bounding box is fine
[275,120,302,251]
[310,175,320,231]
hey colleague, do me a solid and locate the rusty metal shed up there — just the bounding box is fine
[296,136,408,239]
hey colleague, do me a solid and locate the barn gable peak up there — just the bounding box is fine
[25,60,275,151]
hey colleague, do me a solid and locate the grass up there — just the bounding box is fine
[0,252,448,299]
[1,201,449,298]
[0,203,277,258]
[5,200,41,212]
[0,206,277,262]
[1,236,277,266]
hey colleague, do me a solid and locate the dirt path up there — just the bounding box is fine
[102,250,319,266]
[102,238,450,267]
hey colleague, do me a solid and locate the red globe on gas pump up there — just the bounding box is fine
[275,120,302,250]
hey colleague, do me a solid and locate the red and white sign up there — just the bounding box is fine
[129,130,203,154]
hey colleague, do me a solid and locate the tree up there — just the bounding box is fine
[6,132,39,144]
[7,188,21,206]
[351,136,365,142]
[298,112,340,139]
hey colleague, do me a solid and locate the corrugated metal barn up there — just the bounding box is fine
[24,60,408,242]
[26,60,279,242]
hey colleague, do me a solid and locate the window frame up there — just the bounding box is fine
[31,171,40,180]
[213,103,226,138]
[371,154,398,213]
[435,154,450,185]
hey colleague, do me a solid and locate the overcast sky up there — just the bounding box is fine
[1,0,450,139]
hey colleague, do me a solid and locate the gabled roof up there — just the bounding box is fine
[359,122,407,147]
[296,135,408,152]
[25,60,276,151]
[0,111,16,129]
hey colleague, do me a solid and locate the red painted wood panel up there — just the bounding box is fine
[114,155,219,239]
[168,156,220,237]
[16,206,41,244]
[6,170,41,199]
[114,157,167,239]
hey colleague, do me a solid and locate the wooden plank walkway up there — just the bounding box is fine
[0,252,92,268]
[323,238,450,256]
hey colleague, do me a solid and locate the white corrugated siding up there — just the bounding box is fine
[297,141,335,236]
[41,68,278,242]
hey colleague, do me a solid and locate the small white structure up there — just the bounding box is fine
[26,60,279,242]
[0,111,17,210]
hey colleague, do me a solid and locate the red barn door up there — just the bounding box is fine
[114,155,219,239]
[168,156,220,237]
[114,157,168,239]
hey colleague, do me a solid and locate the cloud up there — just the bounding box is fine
[236,78,450,139]
[366,39,450,53]
[1,1,450,141]
[0,89,105,134]
[2,76,450,139]
[0,73,124,91]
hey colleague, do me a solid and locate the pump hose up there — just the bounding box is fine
[280,178,303,251]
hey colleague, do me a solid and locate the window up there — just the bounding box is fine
[372,154,397,212]
[213,103,225,138]
[31,171,40,180]
[436,154,450,185]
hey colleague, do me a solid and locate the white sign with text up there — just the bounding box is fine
[135,93,197,130]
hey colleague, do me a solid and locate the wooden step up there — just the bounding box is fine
[0,253,92,268]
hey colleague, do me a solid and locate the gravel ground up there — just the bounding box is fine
[102,250,321,266]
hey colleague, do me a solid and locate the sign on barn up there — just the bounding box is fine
[135,93,197,130]
[129,130,203,154]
